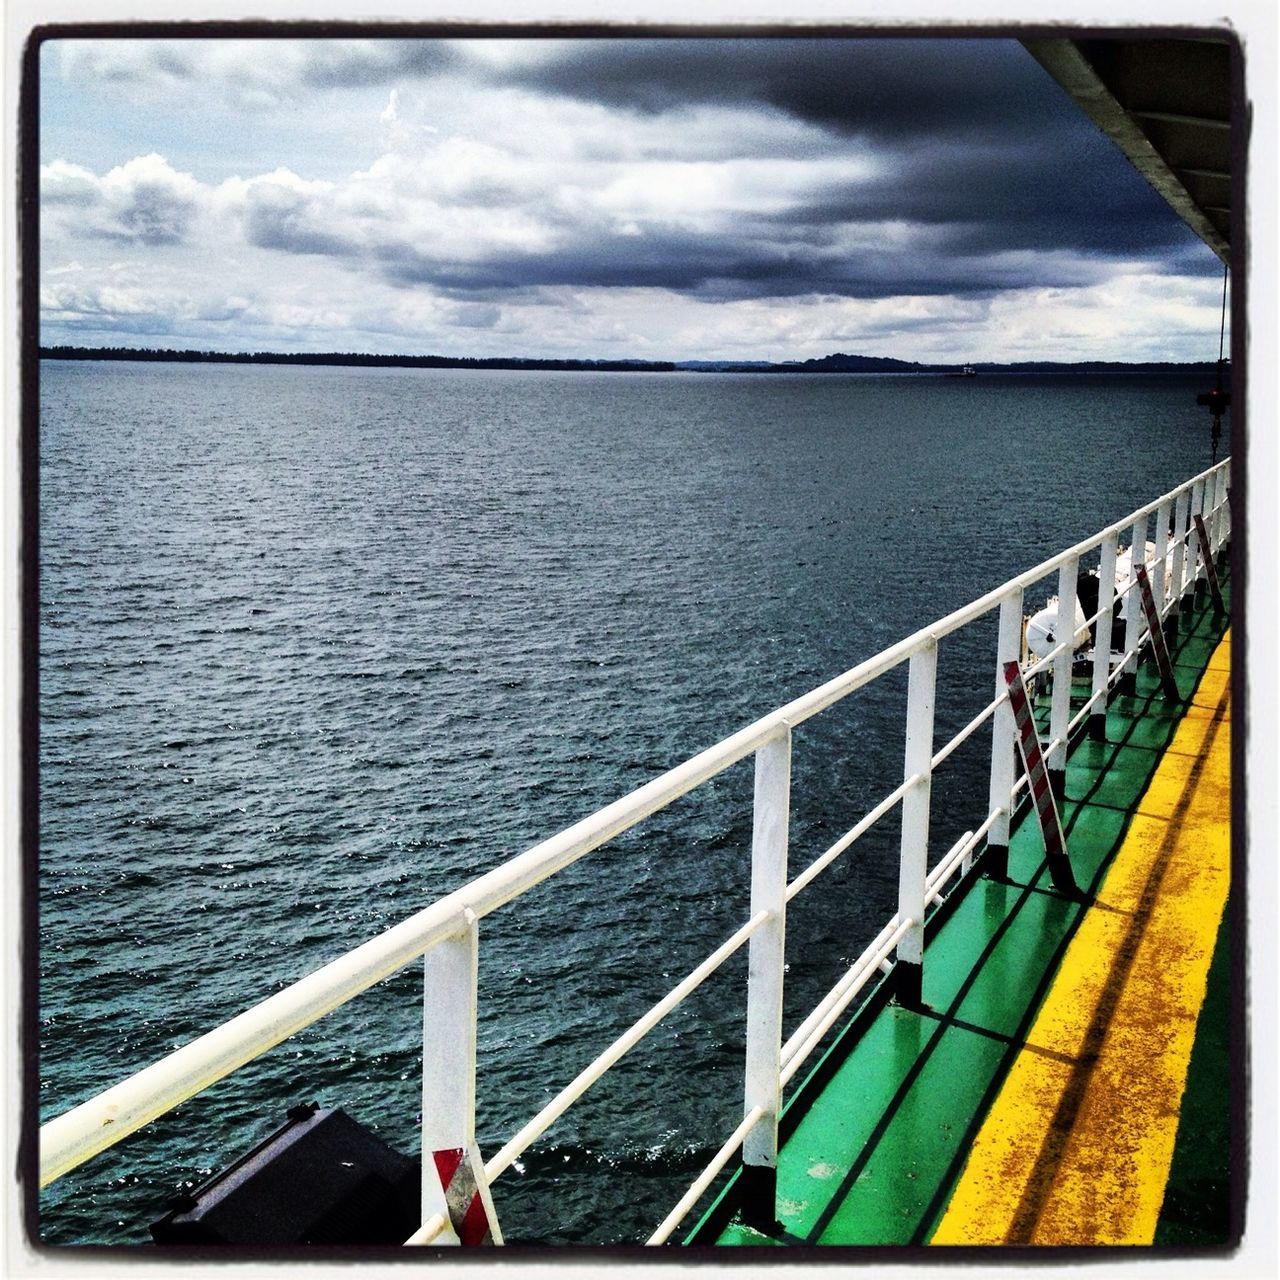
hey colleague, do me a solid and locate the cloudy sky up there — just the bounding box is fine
[38,34,1228,363]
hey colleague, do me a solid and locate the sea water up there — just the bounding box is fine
[37,361,1219,1245]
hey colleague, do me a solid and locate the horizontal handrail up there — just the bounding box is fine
[39,457,1231,1221]
[405,1213,448,1246]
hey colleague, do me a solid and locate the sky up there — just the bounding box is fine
[37,34,1230,363]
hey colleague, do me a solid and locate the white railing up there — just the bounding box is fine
[38,458,1232,1245]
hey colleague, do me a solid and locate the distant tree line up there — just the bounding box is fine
[38,344,1219,376]
[38,345,678,373]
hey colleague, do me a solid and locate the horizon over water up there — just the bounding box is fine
[38,361,1222,1246]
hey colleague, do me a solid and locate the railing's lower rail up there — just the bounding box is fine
[37,458,1231,1248]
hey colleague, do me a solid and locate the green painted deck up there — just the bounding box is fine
[695,570,1234,1249]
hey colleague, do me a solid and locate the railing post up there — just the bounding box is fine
[1153,500,1171,621]
[1184,482,1201,604]
[984,591,1022,878]
[1167,489,1190,643]
[1207,469,1219,557]
[1118,515,1146,697]
[421,910,500,1245]
[741,728,790,1233]
[1219,464,1232,554]
[1090,533,1118,741]
[1048,556,1077,802]
[1189,478,1206,603]
[1212,465,1229,563]
[895,640,937,1008]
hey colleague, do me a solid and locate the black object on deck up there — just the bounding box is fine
[149,1103,420,1246]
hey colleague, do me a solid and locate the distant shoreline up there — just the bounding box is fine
[37,345,1221,376]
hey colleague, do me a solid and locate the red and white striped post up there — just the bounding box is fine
[1193,514,1226,617]
[1002,661,1076,896]
[1133,566,1181,702]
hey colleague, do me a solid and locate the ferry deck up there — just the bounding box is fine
[695,572,1235,1248]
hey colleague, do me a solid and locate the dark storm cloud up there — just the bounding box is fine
[347,121,1201,304]
[297,39,461,89]
[478,36,1208,291]
[501,38,1073,144]
[782,138,1202,260]
[370,215,1113,303]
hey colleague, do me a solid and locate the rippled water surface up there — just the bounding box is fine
[38,361,1217,1245]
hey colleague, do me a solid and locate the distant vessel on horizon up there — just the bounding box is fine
[947,365,978,378]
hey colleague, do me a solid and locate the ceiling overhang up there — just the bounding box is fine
[1021,36,1232,264]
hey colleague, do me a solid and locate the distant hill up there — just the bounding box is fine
[676,352,939,373]
[38,344,1221,376]
[783,352,940,373]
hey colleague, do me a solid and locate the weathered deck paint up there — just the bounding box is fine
[699,572,1232,1249]
[932,631,1230,1244]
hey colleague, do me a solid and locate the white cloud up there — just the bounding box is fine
[42,153,206,246]
[56,39,357,110]
[983,273,1227,361]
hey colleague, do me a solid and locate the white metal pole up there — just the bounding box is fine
[1207,468,1219,556]
[896,641,937,1007]
[740,729,790,1231]
[1120,515,1146,696]
[984,590,1022,878]
[1048,557,1077,801]
[1188,478,1205,600]
[1213,465,1228,558]
[1090,533,1118,741]
[420,911,481,1245]
[1153,501,1171,620]
[1168,489,1190,640]
[1220,463,1231,549]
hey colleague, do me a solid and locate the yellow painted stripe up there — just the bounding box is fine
[931,633,1231,1246]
